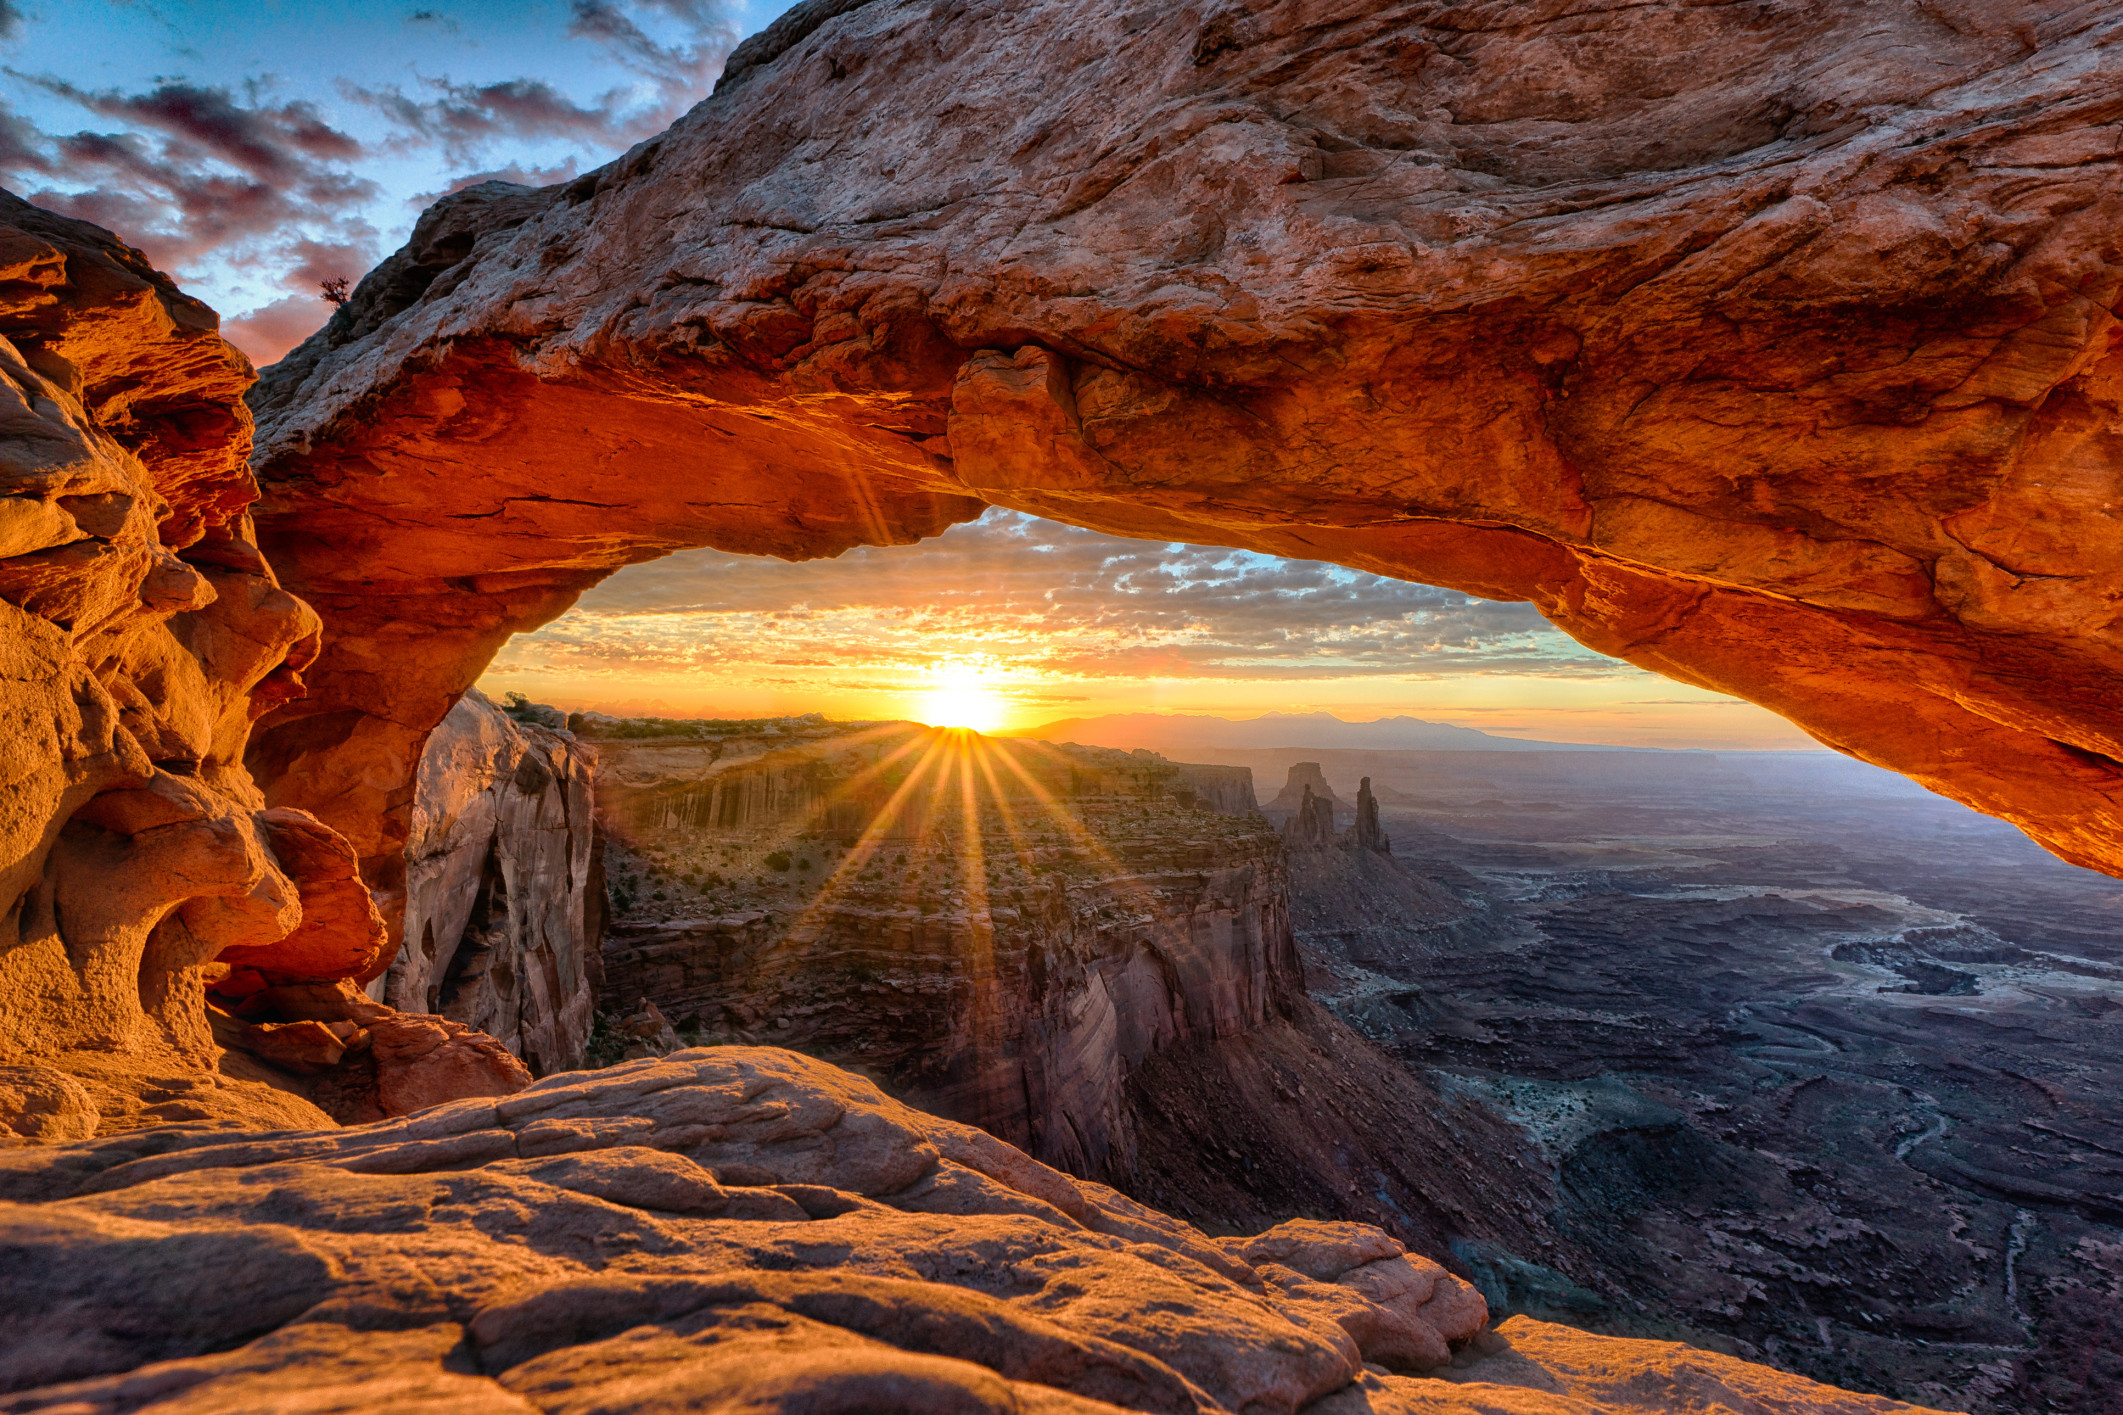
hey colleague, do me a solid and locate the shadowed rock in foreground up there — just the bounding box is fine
[0,1047,1954,1415]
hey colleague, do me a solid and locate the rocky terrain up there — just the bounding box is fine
[246,0,2123,879]
[1212,747,2123,1414]
[587,718,1297,1180]
[0,1046,1957,1415]
[1,0,2119,1407]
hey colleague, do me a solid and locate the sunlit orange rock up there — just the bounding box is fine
[0,1047,1955,1415]
[251,0,2123,879]
[0,193,509,1134]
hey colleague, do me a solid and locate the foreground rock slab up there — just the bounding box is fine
[0,1047,1953,1414]
[251,0,2123,878]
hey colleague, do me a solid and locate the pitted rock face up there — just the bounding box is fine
[0,1046,1953,1415]
[248,0,2123,876]
[0,194,504,1135]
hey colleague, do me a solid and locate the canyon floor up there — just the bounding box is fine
[572,718,2121,1412]
[1208,747,2122,1415]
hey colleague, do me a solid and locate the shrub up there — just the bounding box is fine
[765,851,792,872]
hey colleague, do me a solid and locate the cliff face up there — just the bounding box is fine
[0,196,535,1139]
[398,688,601,1076]
[246,0,2123,879]
[590,723,1294,1178]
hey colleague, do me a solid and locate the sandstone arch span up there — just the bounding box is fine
[248,0,2123,890]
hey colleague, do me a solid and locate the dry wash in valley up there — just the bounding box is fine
[0,0,2117,1411]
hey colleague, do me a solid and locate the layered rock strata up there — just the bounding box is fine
[249,0,2123,878]
[591,723,1295,1179]
[397,687,602,1075]
[0,1046,1955,1415]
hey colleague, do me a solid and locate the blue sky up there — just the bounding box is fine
[0,0,782,359]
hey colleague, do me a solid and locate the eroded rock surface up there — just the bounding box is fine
[398,687,602,1075]
[0,1046,1953,1415]
[0,195,531,1134]
[251,0,2123,877]
[591,721,1295,1179]
[0,194,365,1133]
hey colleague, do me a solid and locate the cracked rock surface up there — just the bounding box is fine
[250,0,2123,879]
[0,1046,1952,1415]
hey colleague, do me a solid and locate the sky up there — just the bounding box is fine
[0,2,1820,749]
[484,511,1820,748]
[0,0,760,362]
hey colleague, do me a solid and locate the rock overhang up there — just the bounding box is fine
[241,0,2122,879]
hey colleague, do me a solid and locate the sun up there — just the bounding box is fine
[919,664,1008,733]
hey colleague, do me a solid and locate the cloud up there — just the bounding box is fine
[0,0,731,351]
[494,511,1619,687]
[0,81,381,286]
[220,291,333,366]
[347,0,733,166]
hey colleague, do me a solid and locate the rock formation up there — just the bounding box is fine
[1345,779,1391,856]
[398,687,602,1075]
[1282,785,1339,853]
[245,0,2123,880]
[0,195,535,1135]
[589,721,1298,1179]
[0,194,359,1134]
[1266,764,1346,826]
[0,1045,1954,1415]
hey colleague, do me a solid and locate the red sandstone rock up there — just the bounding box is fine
[366,1011,533,1115]
[249,0,2123,879]
[0,194,528,1132]
[0,1047,1954,1415]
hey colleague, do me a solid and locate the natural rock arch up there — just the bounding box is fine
[248,0,2123,900]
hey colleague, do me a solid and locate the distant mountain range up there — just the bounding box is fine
[1007,712,1641,752]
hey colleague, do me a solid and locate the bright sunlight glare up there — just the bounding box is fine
[919,664,1008,733]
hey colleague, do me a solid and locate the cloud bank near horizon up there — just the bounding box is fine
[483,512,1820,750]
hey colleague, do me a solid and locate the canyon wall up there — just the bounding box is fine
[246,0,2123,879]
[397,688,601,1075]
[0,195,369,1135]
[590,723,1296,1180]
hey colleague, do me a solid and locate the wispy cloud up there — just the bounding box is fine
[0,0,735,363]
[492,511,1619,688]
